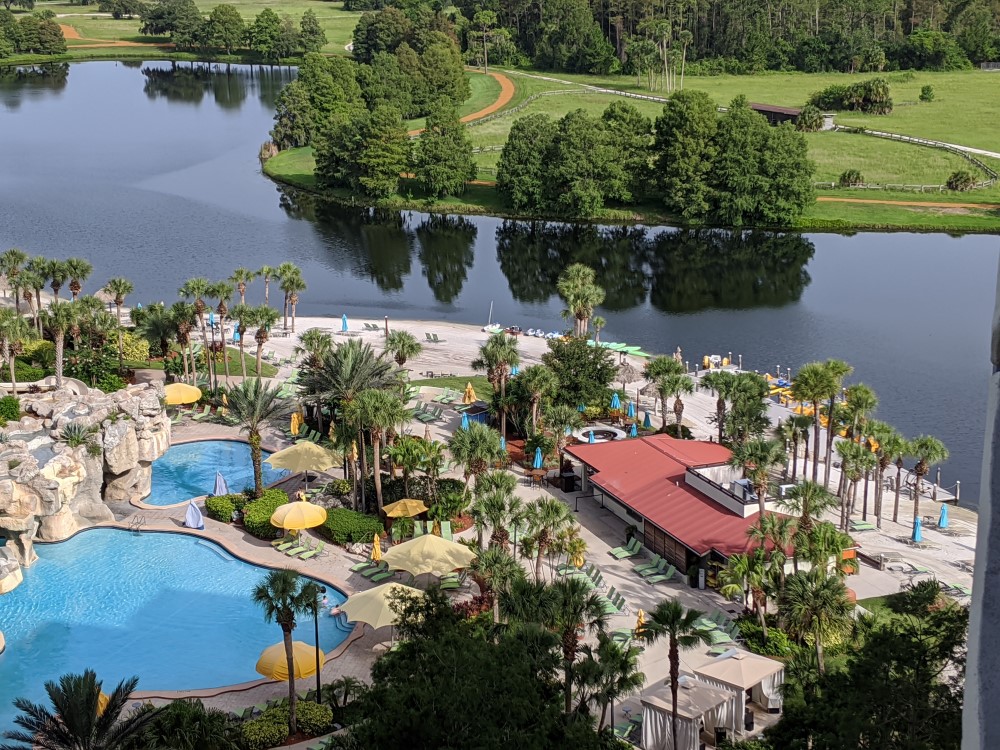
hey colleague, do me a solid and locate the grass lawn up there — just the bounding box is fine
[125,346,279,377]
[410,375,493,401]
[405,71,503,131]
[857,592,908,612]
[801,197,1000,232]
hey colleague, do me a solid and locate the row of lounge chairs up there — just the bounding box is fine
[413,520,453,541]
[413,403,445,423]
[633,554,678,585]
[271,535,326,560]
[424,332,446,343]
[557,562,629,615]
[349,560,395,583]
[262,351,296,366]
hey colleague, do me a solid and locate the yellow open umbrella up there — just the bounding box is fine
[266,442,338,474]
[270,500,327,531]
[381,534,477,577]
[370,533,382,562]
[340,582,425,631]
[382,498,429,518]
[164,383,202,405]
[255,641,325,681]
[462,382,477,404]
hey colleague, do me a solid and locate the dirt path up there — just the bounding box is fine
[407,70,515,136]
[58,23,170,47]
[817,196,1000,210]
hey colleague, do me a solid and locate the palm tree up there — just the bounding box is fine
[792,362,834,484]
[552,577,610,713]
[866,420,896,527]
[556,263,605,337]
[787,414,814,480]
[138,304,176,365]
[251,569,315,737]
[472,480,519,549]
[25,258,48,332]
[350,388,408,512]
[0,248,28,315]
[230,266,256,305]
[252,305,281,376]
[280,271,306,333]
[779,569,852,674]
[728,438,785,517]
[717,546,771,634]
[576,634,645,729]
[448,421,504,498]
[1,670,154,750]
[544,403,583,467]
[0,308,36,394]
[226,378,284,496]
[591,315,606,343]
[472,332,520,438]
[179,277,214,385]
[778,480,838,538]
[136,697,238,750]
[65,257,93,301]
[798,521,856,577]
[518,364,558,433]
[386,436,425,497]
[48,259,69,302]
[748,512,795,591]
[229,304,254,378]
[275,262,300,330]
[836,440,875,528]
[886,434,911,523]
[171,302,197,383]
[523,496,574,581]
[469,546,524,623]
[209,281,235,386]
[654,372,693,436]
[638,600,712,750]
[842,383,878,440]
[102,277,134,369]
[678,29,693,87]
[40,302,78,388]
[701,370,738,443]
[14,270,41,331]
[385,329,423,368]
[821,359,853,488]
[908,435,949,529]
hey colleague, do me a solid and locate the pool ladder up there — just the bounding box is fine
[128,515,146,533]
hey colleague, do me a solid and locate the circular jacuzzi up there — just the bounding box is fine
[573,424,627,443]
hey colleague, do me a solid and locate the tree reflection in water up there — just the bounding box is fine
[0,63,69,112]
[417,215,477,304]
[139,62,293,109]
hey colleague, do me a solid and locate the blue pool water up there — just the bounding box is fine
[0,529,349,731]
[147,440,288,505]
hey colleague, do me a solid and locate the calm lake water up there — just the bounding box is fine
[1,61,997,507]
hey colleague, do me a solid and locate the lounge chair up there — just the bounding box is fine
[610,538,641,559]
[613,722,633,740]
[850,520,877,532]
[276,537,300,552]
[299,541,325,560]
[440,571,466,591]
[557,559,583,576]
[271,534,294,548]
[361,562,388,579]
[370,568,395,583]
[284,539,311,557]
[414,520,425,537]
[432,333,446,343]
[190,405,213,421]
[946,583,972,596]
[647,565,678,584]
[349,560,373,573]
[637,559,667,578]
[633,554,662,574]
[440,520,453,541]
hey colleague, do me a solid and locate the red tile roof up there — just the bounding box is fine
[566,435,760,558]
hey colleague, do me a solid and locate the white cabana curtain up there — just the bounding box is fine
[696,676,745,727]
[702,692,740,736]
[641,705,700,750]
[751,668,785,710]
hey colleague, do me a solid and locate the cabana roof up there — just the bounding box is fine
[640,675,735,720]
[693,649,784,690]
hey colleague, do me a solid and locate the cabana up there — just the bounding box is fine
[640,674,739,750]
[693,649,785,724]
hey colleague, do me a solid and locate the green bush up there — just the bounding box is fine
[205,494,236,522]
[324,478,352,497]
[20,339,53,361]
[919,84,935,102]
[838,169,864,187]
[242,701,332,749]
[946,169,977,191]
[808,77,892,114]
[242,489,290,539]
[0,396,19,425]
[319,507,384,545]
[13,361,46,382]
[239,713,287,750]
[97,374,127,393]
[736,618,793,657]
[795,104,823,132]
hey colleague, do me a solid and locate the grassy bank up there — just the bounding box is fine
[410,375,493,400]
[264,147,1000,233]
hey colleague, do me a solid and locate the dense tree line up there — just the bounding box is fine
[0,9,66,57]
[496,92,814,224]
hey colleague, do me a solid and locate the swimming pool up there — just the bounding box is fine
[147,440,288,505]
[0,529,349,731]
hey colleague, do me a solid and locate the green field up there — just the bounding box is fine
[410,375,493,400]
[125,346,279,377]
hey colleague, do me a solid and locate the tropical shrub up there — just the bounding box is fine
[808,78,892,114]
[239,714,287,750]
[0,396,19,425]
[13,361,46,382]
[324,478,352,497]
[242,489,290,539]
[736,618,794,657]
[20,339,54,361]
[319,507,384,545]
[241,701,332,749]
[838,169,864,187]
[946,169,977,191]
[121,329,151,361]
[919,85,935,102]
[205,494,236,522]
[97,374,127,393]
[795,104,822,132]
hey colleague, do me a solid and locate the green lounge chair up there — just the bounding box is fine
[361,562,388,579]
[414,520,425,537]
[646,565,678,584]
[613,722,633,740]
[276,537,300,552]
[638,559,667,578]
[610,538,641,559]
[432,333,446,343]
[349,560,374,572]
[190,405,213,421]
[440,520,453,541]
[271,534,294,548]
[850,520,876,531]
[948,583,972,596]
[370,569,394,583]
[633,554,662,574]
[439,389,457,404]
[284,539,311,557]
[299,541,325,560]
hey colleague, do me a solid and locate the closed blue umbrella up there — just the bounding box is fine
[511,365,519,376]
[912,516,923,543]
[233,330,240,343]
[565,426,572,436]
[938,503,949,529]
[627,401,636,419]
[629,423,638,437]
[500,436,506,450]
[643,412,652,429]
[208,311,215,327]
[533,447,543,469]
[213,472,229,497]
[342,314,348,332]
[610,392,621,410]
[461,413,470,430]
[588,430,595,444]
[577,404,586,412]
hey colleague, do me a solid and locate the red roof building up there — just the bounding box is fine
[566,435,771,572]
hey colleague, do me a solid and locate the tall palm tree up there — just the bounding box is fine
[655,372,693,436]
[15,270,42,333]
[575,634,645,730]
[280,272,306,333]
[252,305,281,376]
[40,302,78,388]
[908,435,949,529]
[1,670,154,750]
[473,481,519,549]
[779,569,852,674]
[171,302,197,383]
[638,600,712,750]
[275,262,299,330]
[384,329,422,368]
[447,421,504,498]
[469,546,524,623]
[836,440,875,528]
[543,403,583,467]
[778,480,838,538]
[230,266,256,305]
[65,257,93,301]
[798,521,856,577]
[591,315,606,343]
[210,281,235,386]
[788,414,814,480]
[0,248,28,315]
[226,378,284,497]
[886,433,911,523]
[229,303,255,378]
[556,263,605,337]
[748,513,795,592]
[821,359,853,488]
[701,369,738,443]
[257,265,276,308]
[179,277,214,385]
[728,438,785,517]
[717,546,771,634]
[251,569,315,737]
[350,388,408,513]
[25,257,49,331]
[792,362,834,484]
[842,383,878,440]
[523,496,574,581]
[48,259,70,302]
[102,277,134,369]
[866,420,897,527]
[0,308,36,394]
[472,332,520,438]
[518,364,558,433]
[552,577,610,713]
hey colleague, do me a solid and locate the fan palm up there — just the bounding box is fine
[786,414,814,479]
[348,388,409,512]
[171,302,198,383]
[275,262,300,330]
[0,309,37,395]
[138,304,176,366]
[179,277,213,383]
[229,304,254,378]
[655,372,693,436]
[386,436,425,497]
[778,480,838,537]
[40,301,78,388]
[748,513,795,591]
[230,266,256,305]
[820,359,853,488]
[0,248,28,313]
[518,364,558,432]
[210,281,235,385]
[447,421,504,498]
[575,634,645,730]
[778,569,852,674]
[543,403,583,467]
[717,546,771,633]
[384,329,423,368]
[16,270,42,331]
[842,383,878,440]
[102,277,134,369]
[225,378,284,497]
[65,257,93,301]
[523,496,574,582]
[556,263,605,337]
[700,369,738,443]
[470,546,524,623]
[909,435,949,528]
[549,577,609,713]
[866,420,898,526]
[295,328,333,369]
[472,332,520,438]
[885,433,911,523]
[836,440,875,528]
[279,272,306,333]
[728,438,785,516]
[638,599,712,750]
[257,265,276,307]
[799,521,856,577]
[792,362,835,483]
[252,305,281,376]
[251,569,315,737]
[0,669,153,750]
[48,259,69,302]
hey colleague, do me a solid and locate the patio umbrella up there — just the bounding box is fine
[499,436,506,451]
[270,500,327,531]
[208,311,215,328]
[370,533,382,562]
[626,401,636,419]
[164,383,202,405]
[610,392,621,411]
[460,412,470,430]
[266,442,338,474]
[255,641,325,681]
[213,472,229,497]
[643,412,652,429]
[588,430,595,444]
[533,447,543,469]
[462,382,477,404]
[938,503,949,529]
[289,412,301,436]
[617,361,641,391]
[912,516,923,543]
[381,534,477,577]
[629,423,638,437]
[341,314,348,333]
[97,693,110,716]
[383,499,428,518]
[341,582,425,632]
[510,365,520,376]
[635,609,646,637]
[184,499,204,530]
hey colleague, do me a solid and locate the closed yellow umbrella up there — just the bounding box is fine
[634,609,646,637]
[370,533,382,562]
[382,498,429,518]
[462,382,477,404]
[164,383,202,405]
[290,413,301,436]
[340,582,425,631]
[265,442,338,474]
[381,534,476,577]
[97,692,109,716]
[255,641,325,681]
[270,500,327,531]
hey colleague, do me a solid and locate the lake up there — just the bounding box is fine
[0,61,997,507]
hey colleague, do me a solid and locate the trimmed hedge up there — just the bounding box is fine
[324,478,352,497]
[240,701,333,750]
[736,618,793,657]
[318,508,384,546]
[239,714,287,750]
[242,489,290,539]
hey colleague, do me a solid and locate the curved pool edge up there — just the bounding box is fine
[29,522,362,700]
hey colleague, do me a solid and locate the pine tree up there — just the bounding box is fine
[414,98,476,197]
